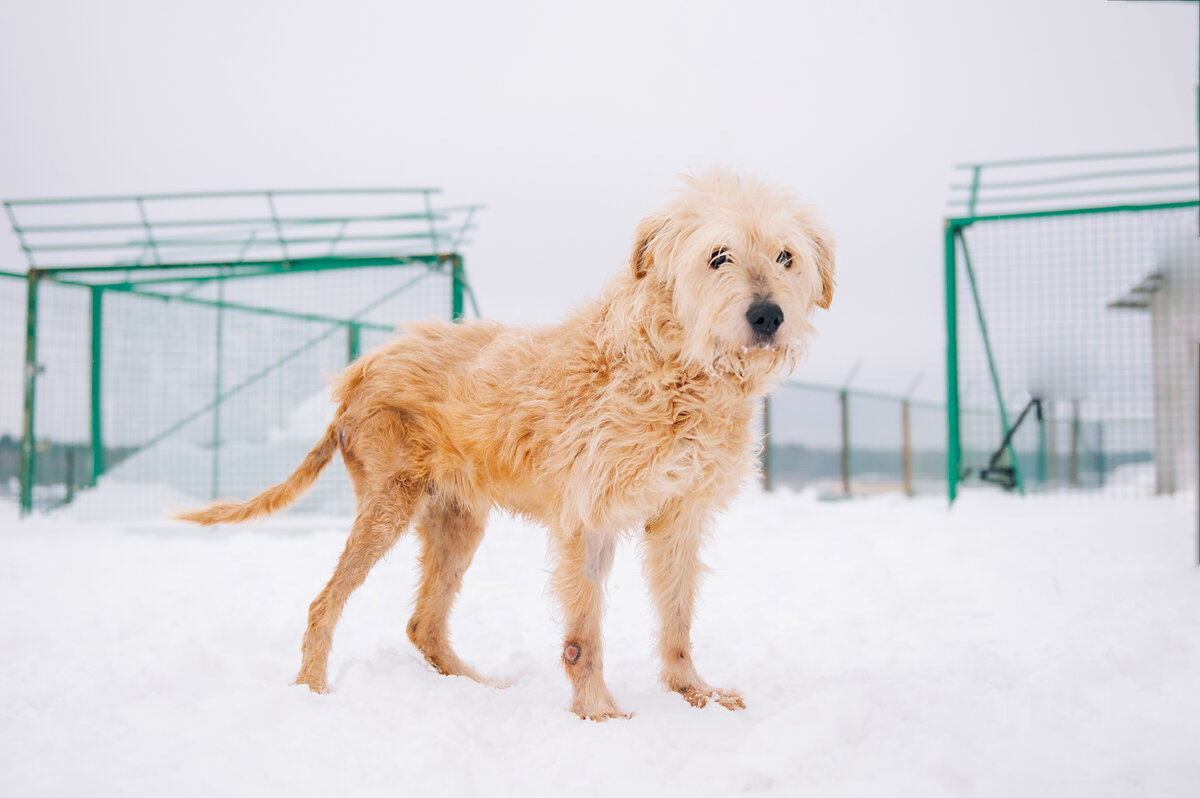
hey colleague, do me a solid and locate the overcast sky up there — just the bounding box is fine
[1,0,1196,403]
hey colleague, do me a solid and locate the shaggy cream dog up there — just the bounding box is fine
[176,170,835,720]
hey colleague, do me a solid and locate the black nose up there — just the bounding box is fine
[746,300,784,337]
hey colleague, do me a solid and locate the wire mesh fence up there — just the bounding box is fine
[764,382,949,497]
[948,203,1199,499]
[3,188,479,518]
[6,264,459,517]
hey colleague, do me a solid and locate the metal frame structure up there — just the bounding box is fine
[5,188,482,514]
[944,149,1199,502]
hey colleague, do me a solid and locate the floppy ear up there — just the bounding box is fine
[630,212,667,280]
[808,221,836,309]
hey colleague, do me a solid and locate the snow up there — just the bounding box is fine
[2,487,1198,797]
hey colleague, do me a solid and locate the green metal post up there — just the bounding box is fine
[959,230,1024,494]
[451,256,465,322]
[19,270,40,515]
[90,286,105,486]
[840,389,851,497]
[967,165,982,217]
[347,323,361,363]
[1037,407,1047,488]
[944,222,961,504]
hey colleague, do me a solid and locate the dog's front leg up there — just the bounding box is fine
[550,530,629,721]
[643,502,745,711]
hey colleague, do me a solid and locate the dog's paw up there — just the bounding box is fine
[571,697,632,722]
[294,673,329,694]
[675,684,746,711]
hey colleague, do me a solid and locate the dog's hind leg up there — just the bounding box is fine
[551,530,629,721]
[643,501,745,711]
[406,492,496,685]
[295,474,422,693]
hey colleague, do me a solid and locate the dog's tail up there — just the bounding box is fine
[172,421,340,526]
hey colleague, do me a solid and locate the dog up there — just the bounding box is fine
[175,170,835,720]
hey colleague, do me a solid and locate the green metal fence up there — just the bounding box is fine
[3,188,481,516]
[945,149,1199,501]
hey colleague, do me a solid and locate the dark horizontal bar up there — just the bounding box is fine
[34,252,455,276]
[950,164,1197,192]
[4,187,442,206]
[24,228,472,252]
[954,146,1196,170]
[108,284,397,331]
[948,184,1198,207]
[946,199,1200,226]
[782,379,943,409]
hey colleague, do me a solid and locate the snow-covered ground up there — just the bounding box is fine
[2,488,1198,797]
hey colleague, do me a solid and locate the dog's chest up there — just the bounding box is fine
[651,404,752,498]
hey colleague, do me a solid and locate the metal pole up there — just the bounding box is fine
[761,394,772,492]
[90,286,105,486]
[451,256,465,322]
[1070,399,1080,488]
[347,323,361,363]
[945,222,962,504]
[902,399,912,496]
[19,270,40,515]
[840,389,851,497]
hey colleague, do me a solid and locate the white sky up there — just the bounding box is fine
[1,0,1196,402]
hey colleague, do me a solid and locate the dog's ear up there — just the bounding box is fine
[630,213,667,280]
[808,221,836,310]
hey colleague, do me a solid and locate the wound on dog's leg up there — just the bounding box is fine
[564,642,581,665]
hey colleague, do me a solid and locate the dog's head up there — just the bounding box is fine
[628,169,835,379]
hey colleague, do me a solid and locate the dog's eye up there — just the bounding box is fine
[709,249,731,270]
[777,250,793,270]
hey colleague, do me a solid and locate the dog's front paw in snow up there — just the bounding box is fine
[672,683,746,711]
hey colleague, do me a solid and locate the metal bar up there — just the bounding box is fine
[37,253,450,276]
[112,285,394,333]
[949,183,1198,208]
[959,230,1023,494]
[265,193,288,263]
[451,256,465,321]
[4,187,444,205]
[15,210,463,233]
[450,207,478,250]
[1070,400,1080,488]
[967,165,981,217]
[5,201,36,270]
[953,146,1196,170]
[90,286,104,486]
[135,197,161,265]
[840,389,851,497]
[902,399,912,496]
[423,192,440,254]
[949,200,1200,226]
[329,220,348,256]
[19,271,40,515]
[951,164,1196,191]
[24,229,472,252]
[347,323,361,363]
[945,222,961,504]
[1037,405,1047,487]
